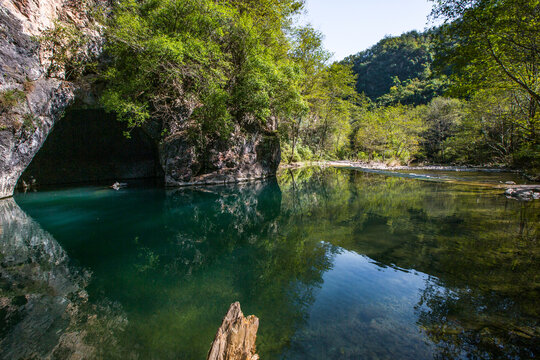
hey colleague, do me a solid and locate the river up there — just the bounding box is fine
[1,167,538,359]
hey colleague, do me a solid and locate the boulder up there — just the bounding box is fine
[160,132,280,187]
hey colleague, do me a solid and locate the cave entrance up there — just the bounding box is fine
[17,109,162,188]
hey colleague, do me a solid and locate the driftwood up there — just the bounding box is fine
[207,302,259,360]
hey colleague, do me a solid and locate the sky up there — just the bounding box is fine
[300,0,436,61]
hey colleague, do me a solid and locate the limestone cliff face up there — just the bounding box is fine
[0,0,280,197]
[0,0,103,198]
[161,130,280,187]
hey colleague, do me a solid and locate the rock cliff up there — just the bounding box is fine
[0,0,281,197]
[0,0,103,197]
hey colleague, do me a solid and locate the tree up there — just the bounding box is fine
[431,0,540,137]
[420,97,464,162]
[101,0,306,145]
[280,25,328,162]
[308,63,359,158]
[353,105,424,163]
[279,26,359,162]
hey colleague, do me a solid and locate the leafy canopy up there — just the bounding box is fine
[101,0,306,141]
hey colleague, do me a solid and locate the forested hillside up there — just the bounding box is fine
[342,30,448,106]
[280,0,539,176]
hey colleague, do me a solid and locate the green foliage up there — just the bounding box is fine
[281,141,314,162]
[271,24,368,162]
[429,0,540,170]
[352,104,424,163]
[102,0,306,145]
[342,30,448,105]
[438,90,538,166]
[432,0,540,103]
[39,20,96,80]
[278,28,361,162]
[0,89,26,113]
[22,113,36,131]
[378,74,450,106]
[88,0,539,172]
[419,97,464,162]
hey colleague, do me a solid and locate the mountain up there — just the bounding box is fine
[342,30,448,106]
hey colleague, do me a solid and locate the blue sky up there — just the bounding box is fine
[300,0,436,61]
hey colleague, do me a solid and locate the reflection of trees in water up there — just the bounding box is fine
[417,279,538,359]
[163,180,337,358]
[4,168,537,359]
[412,200,539,359]
[0,198,126,359]
[99,179,337,358]
[159,180,283,275]
[279,168,539,359]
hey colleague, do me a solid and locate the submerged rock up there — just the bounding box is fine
[110,182,127,190]
[207,302,259,360]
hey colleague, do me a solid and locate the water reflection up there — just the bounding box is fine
[12,179,335,358]
[277,167,539,359]
[0,198,128,359]
[3,168,539,359]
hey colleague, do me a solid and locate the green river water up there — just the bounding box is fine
[1,167,538,359]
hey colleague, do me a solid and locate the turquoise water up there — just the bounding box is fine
[2,167,539,359]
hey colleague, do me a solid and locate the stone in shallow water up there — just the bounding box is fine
[505,187,540,201]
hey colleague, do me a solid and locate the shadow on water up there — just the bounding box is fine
[2,168,539,359]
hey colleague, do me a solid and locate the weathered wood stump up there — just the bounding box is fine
[207,302,259,360]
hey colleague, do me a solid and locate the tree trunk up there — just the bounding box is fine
[207,302,259,360]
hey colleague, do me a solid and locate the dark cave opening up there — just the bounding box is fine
[17,109,162,188]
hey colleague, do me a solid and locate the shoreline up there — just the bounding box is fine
[278,160,521,172]
[278,161,540,195]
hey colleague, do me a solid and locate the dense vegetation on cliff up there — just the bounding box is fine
[102,0,305,143]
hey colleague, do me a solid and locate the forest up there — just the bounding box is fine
[39,0,539,174]
[283,0,539,175]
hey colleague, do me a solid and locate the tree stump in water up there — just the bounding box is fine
[207,302,259,360]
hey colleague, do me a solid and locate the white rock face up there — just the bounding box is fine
[0,0,103,198]
[0,0,65,36]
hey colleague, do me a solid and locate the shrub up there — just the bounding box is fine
[0,89,26,113]
[22,113,36,131]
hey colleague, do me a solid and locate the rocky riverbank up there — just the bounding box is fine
[279,160,523,172]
